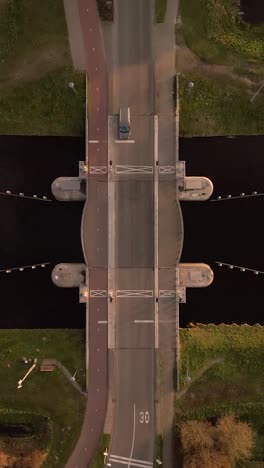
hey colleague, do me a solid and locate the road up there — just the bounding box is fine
[107,1,156,467]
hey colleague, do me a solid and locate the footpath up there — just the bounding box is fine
[154,1,180,467]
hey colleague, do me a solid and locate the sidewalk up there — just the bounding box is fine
[154,0,180,466]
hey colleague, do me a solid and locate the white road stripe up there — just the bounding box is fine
[111,455,153,466]
[115,140,135,144]
[88,140,99,143]
[128,404,136,468]
[109,457,153,468]
[134,320,154,324]
[98,320,108,324]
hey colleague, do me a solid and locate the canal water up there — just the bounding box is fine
[180,135,264,326]
[0,136,85,328]
[1,135,263,327]
[240,0,264,24]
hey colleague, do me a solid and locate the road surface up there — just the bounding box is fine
[107,1,156,467]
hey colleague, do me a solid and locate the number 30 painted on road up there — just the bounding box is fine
[139,411,150,424]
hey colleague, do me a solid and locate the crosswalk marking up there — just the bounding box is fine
[115,165,153,174]
[116,290,153,298]
[109,454,153,468]
[89,166,107,174]
[159,290,176,297]
[90,290,107,297]
[159,165,175,174]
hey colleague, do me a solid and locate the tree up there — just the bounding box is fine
[181,414,255,468]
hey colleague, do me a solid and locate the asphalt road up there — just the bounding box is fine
[107,1,156,467]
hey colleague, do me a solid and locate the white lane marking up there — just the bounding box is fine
[134,320,154,324]
[90,166,107,174]
[109,456,153,468]
[159,165,176,174]
[154,115,159,350]
[115,165,153,175]
[98,320,108,324]
[90,290,107,298]
[128,404,136,468]
[116,290,153,298]
[159,290,176,297]
[109,455,152,466]
[114,140,135,144]
[89,140,99,143]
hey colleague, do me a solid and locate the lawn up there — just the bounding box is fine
[0,0,86,136]
[0,68,86,136]
[155,0,167,23]
[180,0,264,66]
[155,434,163,466]
[0,0,70,71]
[176,324,264,465]
[0,329,86,468]
[179,72,264,136]
[90,433,111,467]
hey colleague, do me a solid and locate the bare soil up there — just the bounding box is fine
[0,46,69,89]
[176,43,256,88]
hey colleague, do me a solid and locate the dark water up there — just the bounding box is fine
[2,135,264,328]
[180,136,264,326]
[0,136,85,328]
[240,0,264,24]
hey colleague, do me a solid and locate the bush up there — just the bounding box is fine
[181,414,255,468]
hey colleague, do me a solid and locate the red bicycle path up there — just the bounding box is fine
[65,1,109,467]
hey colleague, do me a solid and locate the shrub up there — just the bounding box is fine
[181,414,255,468]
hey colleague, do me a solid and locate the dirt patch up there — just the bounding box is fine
[0,450,47,468]
[176,43,255,87]
[0,46,69,89]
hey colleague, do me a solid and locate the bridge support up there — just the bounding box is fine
[51,263,88,303]
[176,161,213,201]
[51,161,88,201]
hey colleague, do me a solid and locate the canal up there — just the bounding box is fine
[240,0,264,24]
[180,135,264,326]
[0,136,85,328]
[1,135,263,328]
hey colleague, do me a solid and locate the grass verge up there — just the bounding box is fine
[155,0,167,23]
[180,0,264,66]
[0,0,86,136]
[0,68,86,135]
[176,324,264,465]
[0,0,70,66]
[90,434,111,467]
[178,72,264,136]
[155,434,163,466]
[0,329,86,467]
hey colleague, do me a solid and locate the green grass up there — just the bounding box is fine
[179,73,264,136]
[155,0,167,23]
[90,434,111,468]
[155,434,163,466]
[0,67,86,135]
[176,324,264,465]
[0,0,70,65]
[0,0,86,136]
[180,0,264,65]
[0,329,86,467]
